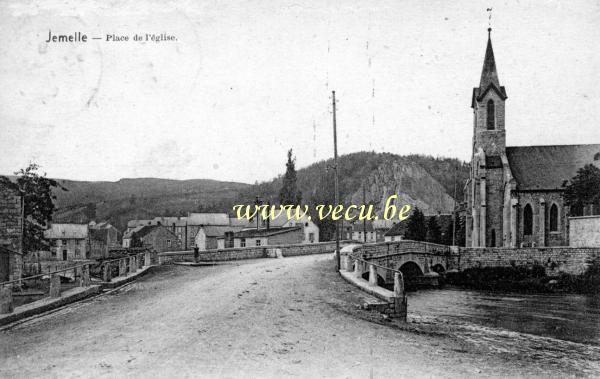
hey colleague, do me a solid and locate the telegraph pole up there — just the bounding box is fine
[452,165,458,246]
[362,184,367,243]
[332,91,340,270]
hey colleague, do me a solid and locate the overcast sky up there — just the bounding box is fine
[1,0,599,183]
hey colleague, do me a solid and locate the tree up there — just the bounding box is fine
[426,216,442,244]
[279,149,302,205]
[564,164,600,216]
[405,207,427,241]
[0,163,66,252]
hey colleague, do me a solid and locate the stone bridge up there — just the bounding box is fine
[341,241,460,287]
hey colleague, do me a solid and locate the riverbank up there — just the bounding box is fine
[445,261,600,294]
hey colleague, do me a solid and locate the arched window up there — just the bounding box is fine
[486,99,495,130]
[549,204,559,232]
[523,204,533,235]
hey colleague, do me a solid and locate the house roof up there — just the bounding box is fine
[132,225,177,239]
[234,227,301,238]
[152,216,188,227]
[123,225,145,239]
[127,219,153,228]
[506,144,600,191]
[44,224,88,239]
[90,221,116,230]
[199,225,245,237]
[187,213,229,226]
[229,217,254,228]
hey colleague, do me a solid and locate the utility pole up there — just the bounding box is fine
[452,165,458,246]
[332,90,340,270]
[362,184,367,243]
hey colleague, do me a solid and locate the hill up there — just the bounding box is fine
[48,152,469,236]
[235,152,469,239]
[51,178,250,231]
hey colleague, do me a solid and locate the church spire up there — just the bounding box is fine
[479,28,500,89]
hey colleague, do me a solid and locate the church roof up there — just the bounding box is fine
[506,144,600,191]
[471,29,507,107]
[480,30,500,89]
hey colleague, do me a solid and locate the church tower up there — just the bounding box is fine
[466,28,508,247]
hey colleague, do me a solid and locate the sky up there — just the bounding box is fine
[0,0,599,183]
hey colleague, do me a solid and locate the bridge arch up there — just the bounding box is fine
[399,261,424,280]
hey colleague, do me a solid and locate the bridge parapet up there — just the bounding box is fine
[339,254,407,321]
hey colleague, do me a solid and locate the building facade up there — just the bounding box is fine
[44,224,89,260]
[88,221,119,259]
[0,185,23,281]
[465,29,600,248]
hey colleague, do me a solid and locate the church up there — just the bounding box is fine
[465,29,600,248]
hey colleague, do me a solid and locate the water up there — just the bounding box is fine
[407,287,600,345]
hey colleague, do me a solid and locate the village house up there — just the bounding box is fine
[0,184,23,281]
[88,221,120,259]
[125,225,181,252]
[125,213,231,250]
[465,29,600,248]
[44,223,89,261]
[226,227,304,248]
[194,225,245,251]
[252,213,319,244]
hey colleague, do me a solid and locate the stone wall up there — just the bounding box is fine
[0,186,23,281]
[158,241,345,264]
[569,216,600,247]
[458,246,600,276]
[340,240,600,277]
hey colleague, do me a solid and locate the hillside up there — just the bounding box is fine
[49,152,469,235]
[236,152,469,239]
[51,178,250,231]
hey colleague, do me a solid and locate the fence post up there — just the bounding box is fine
[129,256,136,274]
[49,274,61,297]
[119,258,126,276]
[394,272,407,322]
[82,264,90,287]
[354,260,361,278]
[194,247,199,263]
[369,264,377,286]
[0,286,13,314]
[103,263,111,282]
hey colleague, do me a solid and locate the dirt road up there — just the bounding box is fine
[0,255,591,378]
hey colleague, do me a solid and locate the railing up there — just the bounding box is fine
[0,250,158,315]
[340,254,407,321]
[0,262,93,314]
[95,251,156,283]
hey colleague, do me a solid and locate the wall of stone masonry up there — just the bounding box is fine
[158,241,345,264]
[340,240,600,277]
[458,246,600,276]
[0,186,23,280]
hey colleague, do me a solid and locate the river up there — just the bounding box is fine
[408,287,600,345]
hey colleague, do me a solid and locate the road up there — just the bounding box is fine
[0,254,589,378]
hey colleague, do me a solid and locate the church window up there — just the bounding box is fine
[523,204,533,235]
[550,204,559,232]
[486,99,495,130]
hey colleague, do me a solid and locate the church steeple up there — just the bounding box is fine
[480,28,500,89]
